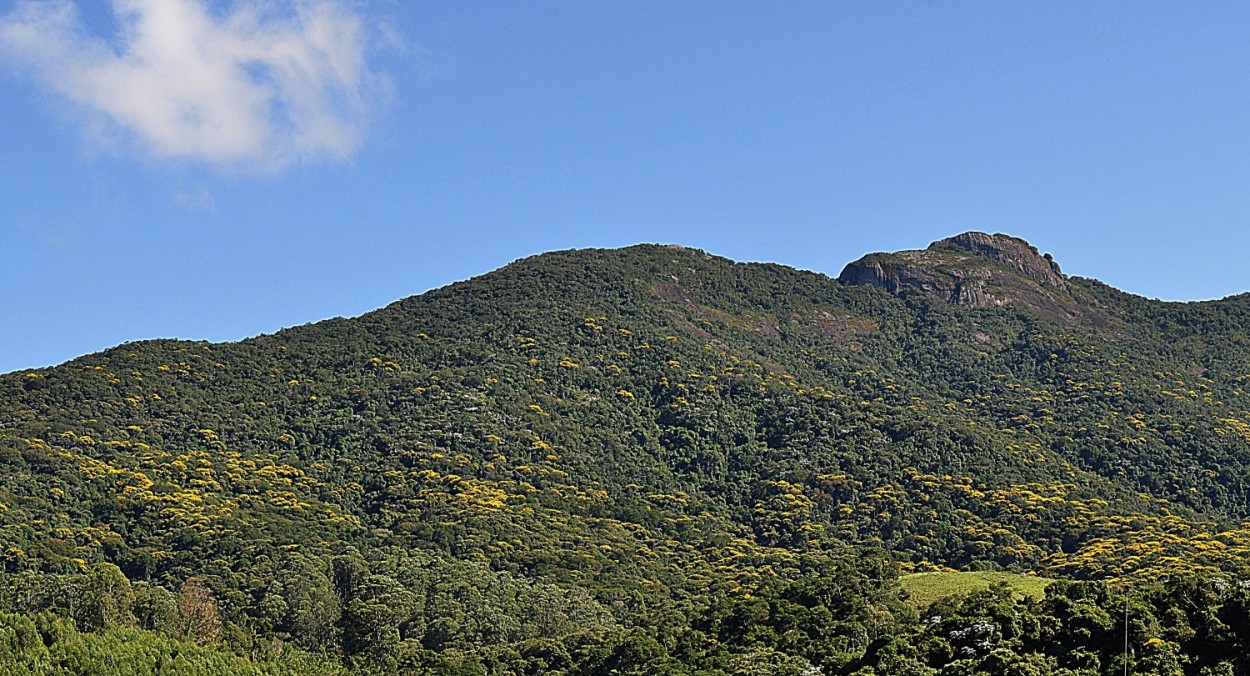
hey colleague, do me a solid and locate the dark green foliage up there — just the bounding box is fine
[0,610,345,674]
[4,242,1250,670]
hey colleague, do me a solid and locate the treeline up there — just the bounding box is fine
[4,553,1250,674]
[0,549,619,673]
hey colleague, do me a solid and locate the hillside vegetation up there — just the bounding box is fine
[3,234,1250,673]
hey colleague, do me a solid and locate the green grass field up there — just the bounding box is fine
[900,571,1055,609]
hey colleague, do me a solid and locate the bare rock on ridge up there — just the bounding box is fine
[838,232,1103,325]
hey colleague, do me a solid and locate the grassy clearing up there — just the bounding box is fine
[900,571,1055,609]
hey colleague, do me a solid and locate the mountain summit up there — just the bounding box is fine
[838,232,1105,324]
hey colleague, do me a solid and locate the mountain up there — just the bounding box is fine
[4,233,1250,673]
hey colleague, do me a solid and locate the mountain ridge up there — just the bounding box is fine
[11,233,1250,378]
[5,233,1250,671]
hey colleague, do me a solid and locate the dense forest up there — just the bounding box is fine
[3,234,1250,673]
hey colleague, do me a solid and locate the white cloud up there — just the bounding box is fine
[0,0,386,170]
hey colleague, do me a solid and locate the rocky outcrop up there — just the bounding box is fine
[838,232,1103,324]
[930,232,1067,289]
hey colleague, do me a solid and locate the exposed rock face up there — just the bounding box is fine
[930,232,1067,289]
[838,232,1102,324]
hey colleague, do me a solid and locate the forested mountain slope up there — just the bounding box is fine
[4,233,1250,673]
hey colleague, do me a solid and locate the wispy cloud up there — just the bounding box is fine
[174,186,215,211]
[0,0,387,170]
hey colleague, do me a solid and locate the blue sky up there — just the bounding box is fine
[3,1,1250,374]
